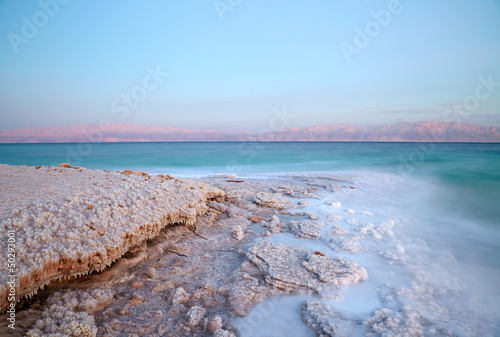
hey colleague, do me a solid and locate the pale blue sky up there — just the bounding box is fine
[1,0,499,131]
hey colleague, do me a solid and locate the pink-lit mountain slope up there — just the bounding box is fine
[0,122,499,143]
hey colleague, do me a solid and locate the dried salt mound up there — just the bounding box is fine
[364,307,424,337]
[185,305,206,328]
[290,220,326,239]
[271,183,320,199]
[326,201,342,207]
[253,192,295,209]
[301,300,344,337]
[328,214,342,222]
[246,241,367,294]
[322,235,364,254]
[231,225,245,241]
[26,288,114,337]
[261,215,286,234]
[327,225,349,236]
[0,164,223,310]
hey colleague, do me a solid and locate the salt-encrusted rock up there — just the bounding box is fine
[231,225,245,241]
[26,288,114,337]
[322,235,363,254]
[227,270,271,316]
[326,201,341,207]
[364,307,423,337]
[186,305,206,327]
[205,315,223,333]
[302,253,368,285]
[26,311,97,337]
[301,300,344,337]
[0,164,224,310]
[253,192,295,209]
[290,220,326,239]
[261,215,286,233]
[213,328,236,337]
[144,267,157,279]
[328,214,342,222]
[307,212,319,220]
[248,216,263,223]
[327,225,349,236]
[246,241,367,294]
[172,287,190,305]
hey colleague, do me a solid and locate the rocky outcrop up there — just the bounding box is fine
[246,241,367,293]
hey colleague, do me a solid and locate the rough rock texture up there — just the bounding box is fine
[0,164,223,310]
[231,225,245,241]
[26,288,114,337]
[301,300,344,337]
[253,192,296,209]
[290,220,326,239]
[246,241,367,293]
[260,215,286,234]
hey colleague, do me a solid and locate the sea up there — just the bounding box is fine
[1,141,499,336]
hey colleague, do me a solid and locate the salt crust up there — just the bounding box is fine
[1,173,377,336]
[301,300,344,337]
[246,241,367,293]
[26,288,114,337]
[0,164,223,310]
[253,192,296,209]
[290,220,326,239]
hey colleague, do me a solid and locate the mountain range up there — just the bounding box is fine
[1,121,499,143]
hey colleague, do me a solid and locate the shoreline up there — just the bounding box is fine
[0,164,497,336]
[1,165,366,336]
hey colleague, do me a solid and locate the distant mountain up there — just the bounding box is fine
[0,122,499,143]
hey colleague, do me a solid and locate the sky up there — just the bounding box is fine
[0,0,500,131]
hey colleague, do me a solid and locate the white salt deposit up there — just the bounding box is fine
[1,168,499,336]
[0,164,223,310]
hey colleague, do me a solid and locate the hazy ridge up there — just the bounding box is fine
[1,121,499,143]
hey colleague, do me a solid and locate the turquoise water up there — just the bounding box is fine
[1,142,499,223]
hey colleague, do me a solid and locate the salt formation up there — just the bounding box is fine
[186,305,206,328]
[0,164,223,310]
[260,215,286,234]
[245,241,367,294]
[301,300,344,337]
[26,288,114,337]
[328,214,342,222]
[231,225,245,241]
[253,192,296,209]
[270,183,320,199]
[172,287,190,305]
[290,220,326,239]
